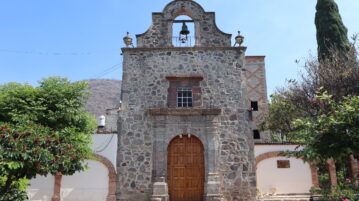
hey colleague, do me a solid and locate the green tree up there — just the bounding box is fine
[292,92,359,163]
[262,1,358,197]
[315,0,350,61]
[263,45,359,144]
[260,91,304,142]
[292,92,359,199]
[0,77,96,201]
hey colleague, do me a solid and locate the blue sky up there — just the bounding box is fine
[1,0,359,96]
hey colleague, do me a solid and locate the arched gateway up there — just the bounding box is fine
[168,135,204,201]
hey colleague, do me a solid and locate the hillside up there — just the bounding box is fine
[84,79,122,118]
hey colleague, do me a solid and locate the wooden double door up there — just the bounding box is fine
[168,135,205,201]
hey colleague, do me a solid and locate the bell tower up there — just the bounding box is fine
[118,1,257,201]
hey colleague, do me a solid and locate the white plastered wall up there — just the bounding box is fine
[255,144,313,195]
[27,134,117,201]
[61,160,109,201]
[27,175,54,201]
[92,134,117,169]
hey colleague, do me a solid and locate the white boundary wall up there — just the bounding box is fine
[61,160,108,201]
[255,144,313,195]
[28,175,55,201]
[27,134,117,201]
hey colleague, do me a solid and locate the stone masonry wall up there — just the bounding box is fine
[118,47,256,201]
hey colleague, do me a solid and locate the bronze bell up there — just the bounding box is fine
[180,22,190,36]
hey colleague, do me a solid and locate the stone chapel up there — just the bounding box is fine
[26,0,323,200]
[117,0,269,201]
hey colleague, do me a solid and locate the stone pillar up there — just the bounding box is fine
[327,158,337,188]
[205,173,225,201]
[51,172,62,201]
[349,155,359,186]
[151,177,169,201]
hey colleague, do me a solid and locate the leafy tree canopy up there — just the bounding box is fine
[0,77,95,133]
[263,45,359,142]
[260,92,304,143]
[291,92,359,164]
[0,77,96,201]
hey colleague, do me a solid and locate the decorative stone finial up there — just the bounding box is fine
[123,32,133,47]
[234,31,244,47]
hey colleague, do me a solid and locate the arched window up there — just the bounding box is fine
[172,15,195,47]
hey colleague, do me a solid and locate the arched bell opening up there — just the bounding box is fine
[172,15,196,47]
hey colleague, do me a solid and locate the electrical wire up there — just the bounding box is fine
[0,49,92,56]
[92,64,121,78]
[94,134,115,153]
[0,48,120,56]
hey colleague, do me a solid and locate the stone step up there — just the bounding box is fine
[257,195,311,201]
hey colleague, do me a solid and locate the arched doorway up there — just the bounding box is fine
[168,135,204,201]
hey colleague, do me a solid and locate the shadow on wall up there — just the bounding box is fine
[27,160,110,201]
[61,160,109,201]
[27,175,54,201]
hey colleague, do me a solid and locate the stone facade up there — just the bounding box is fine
[117,1,257,201]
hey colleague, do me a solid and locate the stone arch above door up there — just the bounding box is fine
[151,118,219,179]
